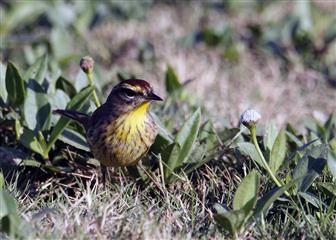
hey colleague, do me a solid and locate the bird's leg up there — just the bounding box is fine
[126,165,142,180]
[101,166,107,186]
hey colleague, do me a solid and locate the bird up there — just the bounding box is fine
[54,79,162,168]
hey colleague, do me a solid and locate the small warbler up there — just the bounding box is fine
[54,79,162,167]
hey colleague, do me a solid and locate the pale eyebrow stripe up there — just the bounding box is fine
[120,84,143,93]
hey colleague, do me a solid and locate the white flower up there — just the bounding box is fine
[240,109,261,127]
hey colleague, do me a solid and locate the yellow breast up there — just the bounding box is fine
[114,102,150,141]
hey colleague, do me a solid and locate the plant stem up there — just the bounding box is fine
[87,72,101,107]
[250,126,288,192]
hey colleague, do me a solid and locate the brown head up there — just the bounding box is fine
[106,79,162,113]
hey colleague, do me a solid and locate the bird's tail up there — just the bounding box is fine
[53,109,89,127]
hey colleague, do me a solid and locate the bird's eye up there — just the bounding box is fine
[123,89,136,98]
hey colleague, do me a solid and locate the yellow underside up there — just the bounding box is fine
[115,101,150,140]
[97,101,152,166]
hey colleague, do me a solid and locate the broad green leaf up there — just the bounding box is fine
[58,128,90,152]
[199,121,218,151]
[328,138,336,179]
[213,204,248,235]
[1,214,22,239]
[15,119,22,140]
[294,0,312,32]
[298,192,322,208]
[0,190,17,219]
[23,53,48,84]
[286,131,303,147]
[264,122,278,152]
[165,65,182,94]
[292,144,328,192]
[23,79,51,131]
[0,1,47,34]
[324,25,336,46]
[0,62,7,102]
[21,159,41,168]
[74,70,88,92]
[183,142,211,175]
[253,179,300,218]
[223,45,239,61]
[269,129,287,173]
[151,135,173,156]
[0,172,4,189]
[237,142,264,169]
[49,89,70,124]
[46,2,76,28]
[162,143,181,180]
[175,108,201,164]
[50,28,74,62]
[233,170,260,211]
[19,128,45,156]
[219,127,240,144]
[5,62,26,107]
[318,182,336,197]
[56,76,76,98]
[45,86,94,155]
[152,112,174,144]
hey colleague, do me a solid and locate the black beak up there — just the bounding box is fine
[147,92,163,101]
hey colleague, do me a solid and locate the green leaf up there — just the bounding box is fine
[219,127,241,144]
[1,1,48,34]
[264,122,278,152]
[15,119,22,140]
[175,108,201,164]
[5,62,26,107]
[1,214,22,239]
[45,86,94,156]
[162,143,181,180]
[165,65,182,94]
[213,204,248,235]
[237,142,264,168]
[0,190,18,219]
[292,144,328,192]
[199,121,218,150]
[294,0,312,32]
[19,128,45,156]
[49,89,70,124]
[233,170,260,211]
[21,159,41,168]
[23,79,51,131]
[318,182,336,197]
[152,112,174,144]
[253,179,299,218]
[183,142,212,176]
[298,192,322,208]
[269,129,287,173]
[327,138,336,179]
[50,28,74,62]
[74,70,88,92]
[223,45,239,61]
[23,53,48,84]
[58,128,90,152]
[0,62,7,102]
[161,109,202,181]
[0,172,4,189]
[56,76,77,98]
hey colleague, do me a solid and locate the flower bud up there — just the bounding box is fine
[240,109,261,128]
[80,56,94,74]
